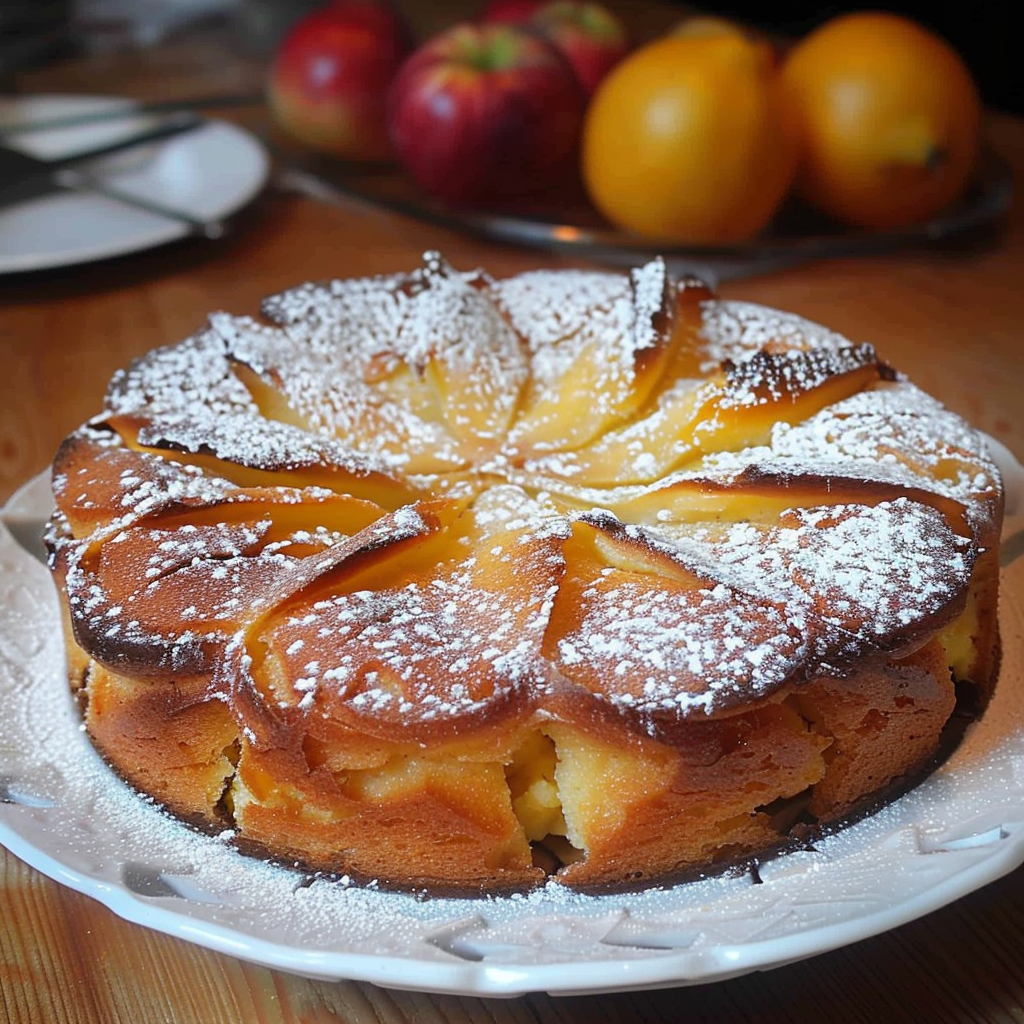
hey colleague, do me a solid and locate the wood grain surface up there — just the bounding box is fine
[2,9,1024,1022]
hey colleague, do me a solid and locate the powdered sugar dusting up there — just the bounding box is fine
[653,499,974,669]
[698,299,854,372]
[256,486,567,725]
[556,573,804,715]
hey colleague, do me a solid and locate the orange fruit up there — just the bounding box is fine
[580,32,798,244]
[781,12,982,229]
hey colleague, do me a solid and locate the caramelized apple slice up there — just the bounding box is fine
[210,306,470,475]
[546,516,804,713]
[231,355,470,477]
[697,298,856,367]
[625,496,977,668]
[236,489,566,749]
[613,467,974,537]
[53,428,235,538]
[149,487,385,548]
[504,260,695,455]
[107,412,416,511]
[393,253,530,448]
[60,473,387,672]
[542,344,885,486]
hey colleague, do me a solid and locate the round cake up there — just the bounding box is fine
[46,254,1003,892]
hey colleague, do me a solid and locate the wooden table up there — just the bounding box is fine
[3,13,1024,1023]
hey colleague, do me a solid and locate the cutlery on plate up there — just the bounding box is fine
[0,111,203,201]
[0,112,224,237]
[50,166,226,239]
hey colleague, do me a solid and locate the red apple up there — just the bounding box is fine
[268,0,413,161]
[387,23,586,205]
[478,0,547,23]
[527,1,629,95]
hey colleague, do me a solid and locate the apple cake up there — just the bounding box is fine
[46,253,1003,892]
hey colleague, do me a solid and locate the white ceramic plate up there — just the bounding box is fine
[0,94,269,273]
[2,472,1024,997]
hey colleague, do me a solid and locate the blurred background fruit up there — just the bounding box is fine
[526,1,630,96]
[580,30,798,243]
[386,22,585,205]
[781,11,982,229]
[259,1,996,242]
[478,0,545,24]
[267,0,412,161]
[703,1,1010,115]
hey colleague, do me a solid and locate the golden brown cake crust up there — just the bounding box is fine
[47,255,1003,892]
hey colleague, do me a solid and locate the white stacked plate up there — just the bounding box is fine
[0,94,269,273]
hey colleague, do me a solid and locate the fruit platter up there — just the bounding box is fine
[266,0,1013,273]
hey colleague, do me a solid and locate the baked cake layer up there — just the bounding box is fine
[47,255,1003,892]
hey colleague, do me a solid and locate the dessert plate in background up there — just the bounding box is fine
[2,471,1024,997]
[0,94,269,273]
